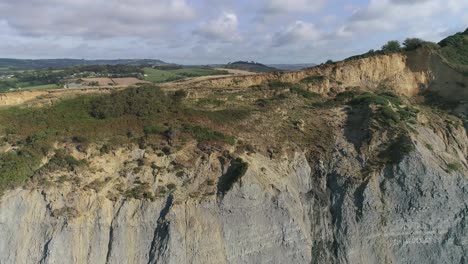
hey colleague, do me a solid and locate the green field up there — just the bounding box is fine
[144,67,229,83]
[0,80,60,93]
[21,84,60,90]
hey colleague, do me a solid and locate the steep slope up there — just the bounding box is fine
[1,33,468,264]
[0,97,466,264]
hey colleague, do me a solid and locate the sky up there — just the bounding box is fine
[0,0,467,64]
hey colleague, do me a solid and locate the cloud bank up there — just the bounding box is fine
[0,0,466,64]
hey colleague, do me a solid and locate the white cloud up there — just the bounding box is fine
[272,21,323,47]
[343,0,468,35]
[0,0,195,38]
[262,0,325,14]
[194,12,242,42]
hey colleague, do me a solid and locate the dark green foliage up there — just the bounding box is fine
[0,149,41,194]
[289,85,321,99]
[315,90,417,126]
[382,40,402,53]
[39,150,87,173]
[143,124,165,135]
[0,84,249,194]
[125,183,155,201]
[225,61,278,73]
[403,38,425,51]
[381,106,400,124]
[90,85,169,119]
[300,75,325,84]
[446,162,462,173]
[183,125,236,145]
[379,134,415,164]
[173,90,187,103]
[217,157,249,195]
[438,30,468,72]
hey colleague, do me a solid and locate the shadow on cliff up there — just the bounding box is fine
[148,195,173,264]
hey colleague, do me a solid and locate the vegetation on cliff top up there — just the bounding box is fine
[438,28,468,72]
[0,85,251,194]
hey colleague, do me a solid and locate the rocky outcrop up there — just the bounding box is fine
[1,113,466,264]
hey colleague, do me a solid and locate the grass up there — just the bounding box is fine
[21,84,60,90]
[143,68,182,83]
[446,162,462,173]
[144,67,228,83]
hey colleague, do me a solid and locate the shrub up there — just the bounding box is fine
[0,150,41,194]
[40,150,87,173]
[403,38,425,51]
[382,40,402,53]
[300,75,325,84]
[380,106,400,124]
[90,85,169,119]
[173,90,187,103]
[290,86,320,99]
[380,134,415,164]
[447,162,462,173]
[183,124,236,145]
[143,124,165,135]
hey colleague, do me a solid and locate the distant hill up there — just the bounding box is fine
[224,61,279,73]
[0,58,168,70]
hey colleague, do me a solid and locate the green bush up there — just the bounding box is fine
[39,150,87,173]
[403,38,425,51]
[183,125,236,145]
[382,40,402,53]
[447,162,462,173]
[381,106,400,124]
[143,124,165,135]
[300,75,325,84]
[289,85,321,99]
[380,135,415,164]
[0,149,42,194]
[90,85,170,119]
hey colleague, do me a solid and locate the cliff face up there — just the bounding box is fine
[1,48,467,264]
[183,50,435,97]
[1,110,466,264]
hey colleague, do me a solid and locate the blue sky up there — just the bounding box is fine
[0,0,467,64]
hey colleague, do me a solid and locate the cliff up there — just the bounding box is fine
[1,102,467,264]
[0,47,467,264]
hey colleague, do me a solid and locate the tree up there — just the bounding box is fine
[325,59,334,64]
[382,40,401,53]
[403,38,424,51]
